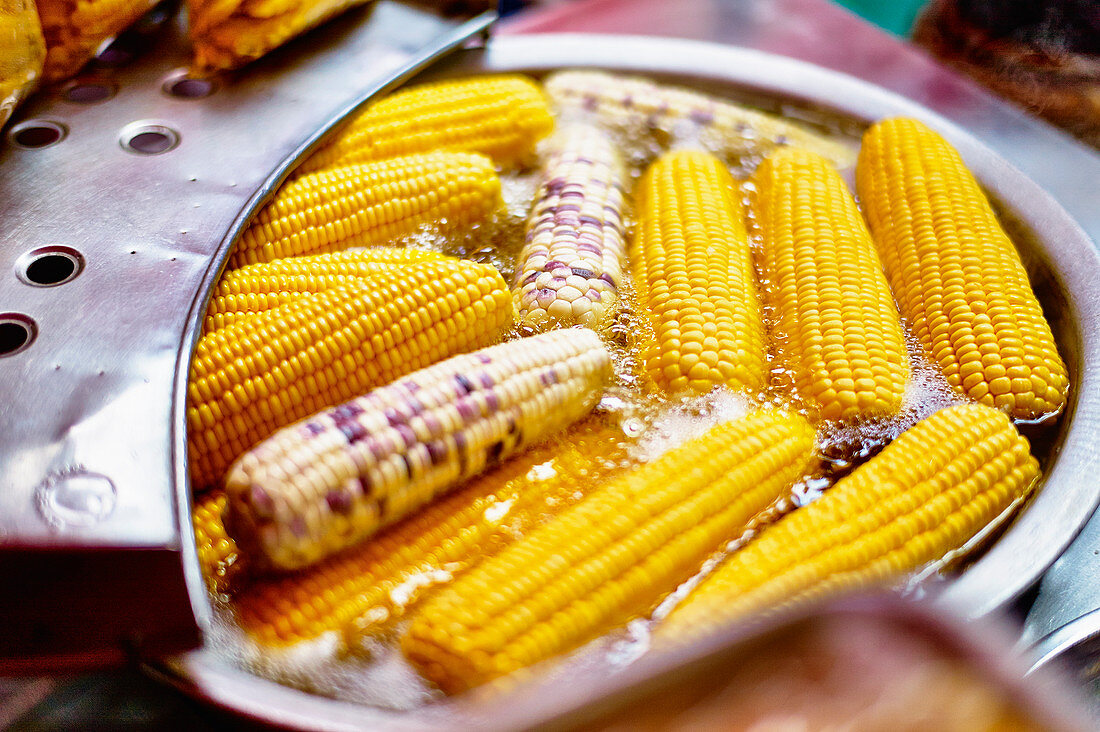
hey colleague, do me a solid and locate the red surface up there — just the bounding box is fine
[500,0,978,116]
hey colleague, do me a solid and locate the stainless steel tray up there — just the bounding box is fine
[152,34,1100,729]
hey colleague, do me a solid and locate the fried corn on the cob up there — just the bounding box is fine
[752,148,909,420]
[188,0,371,70]
[188,258,512,492]
[665,403,1039,639]
[229,151,502,269]
[224,328,614,571]
[857,118,1068,420]
[36,0,155,80]
[631,150,767,394]
[300,74,554,174]
[204,248,445,331]
[403,410,816,693]
[0,0,45,127]
[544,70,854,167]
[512,125,628,332]
[232,418,630,648]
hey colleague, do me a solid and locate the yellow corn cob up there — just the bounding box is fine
[228,151,502,269]
[204,248,445,331]
[664,403,1039,640]
[233,417,631,648]
[224,328,613,571]
[857,118,1068,420]
[512,125,628,332]
[36,0,155,80]
[752,148,909,420]
[0,0,45,127]
[188,257,512,492]
[403,409,817,694]
[544,70,854,168]
[299,75,553,174]
[187,0,372,70]
[193,491,242,593]
[631,150,767,395]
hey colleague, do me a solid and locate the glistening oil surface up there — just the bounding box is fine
[198,74,1067,708]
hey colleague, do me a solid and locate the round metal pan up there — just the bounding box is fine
[165,34,1100,729]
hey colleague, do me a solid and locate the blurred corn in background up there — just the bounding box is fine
[187,0,493,70]
[35,0,158,80]
[0,0,44,126]
[186,0,373,70]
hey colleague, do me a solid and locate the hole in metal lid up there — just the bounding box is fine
[63,81,116,103]
[93,0,180,68]
[27,254,76,285]
[0,314,36,357]
[120,121,180,155]
[9,120,67,149]
[135,0,178,31]
[17,247,84,287]
[163,76,215,99]
[94,41,135,67]
[130,131,173,154]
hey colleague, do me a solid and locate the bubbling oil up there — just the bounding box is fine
[204,77,1065,709]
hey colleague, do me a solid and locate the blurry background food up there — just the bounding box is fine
[547,600,1091,732]
[913,0,1100,148]
[2,0,1098,148]
[35,0,159,80]
[0,0,44,128]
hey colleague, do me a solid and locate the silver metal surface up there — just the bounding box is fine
[0,1,495,670]
[165,34,1100,728]
[1024,511,1100,695]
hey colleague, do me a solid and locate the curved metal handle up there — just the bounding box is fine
[1024,503,1100,684]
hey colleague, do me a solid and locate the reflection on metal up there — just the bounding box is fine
[164,35,1100,729]
[1025,507,1100,679]
[0,1,496,671]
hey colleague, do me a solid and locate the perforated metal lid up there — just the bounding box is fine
[0,0,495,671]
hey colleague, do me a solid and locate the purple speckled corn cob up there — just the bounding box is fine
[224,328,614,570]
[544,70,854,168]
[512,125,628,332]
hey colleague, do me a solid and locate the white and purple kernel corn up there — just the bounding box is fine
[223,329,614,570]
[513,125,628,332]
[543,70,855,168]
